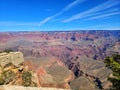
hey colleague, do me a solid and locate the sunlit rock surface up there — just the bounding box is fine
[0,85,70,90]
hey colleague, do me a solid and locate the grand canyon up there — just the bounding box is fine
[0,30,120,90]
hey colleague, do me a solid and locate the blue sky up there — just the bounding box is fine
[0,0,120,31]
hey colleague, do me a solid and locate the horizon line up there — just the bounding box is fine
[0,30,120,33]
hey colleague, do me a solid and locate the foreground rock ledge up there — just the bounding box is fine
[0,85,70,90]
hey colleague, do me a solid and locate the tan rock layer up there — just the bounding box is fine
[0,52,24,68]
[0,85,71,90]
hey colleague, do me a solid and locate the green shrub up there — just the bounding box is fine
[4,49,13,53]
[104,54,120,90]
[0,75,5,85]
[22,71,32,86]
[0,70,16,85]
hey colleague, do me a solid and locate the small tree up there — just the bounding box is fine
[22,71,32,86]
[104,54,120,90]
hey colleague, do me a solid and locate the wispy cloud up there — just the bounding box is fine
[84,8,120,19]
[87,12,120,20]
[0,21,40,26]
[38,17,53,26]
[63,0,85,11]
[39,0,86,26]
[62,0,120,22]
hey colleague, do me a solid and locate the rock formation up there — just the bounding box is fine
[0,52,24,68]
[65,56,112,90]
[24,56,73,89]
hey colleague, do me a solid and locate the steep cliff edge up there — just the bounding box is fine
[0,51,72,90]
[0,51,39,87]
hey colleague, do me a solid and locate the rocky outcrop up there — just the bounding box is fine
[0,52,38,87]
[0,52,24,68]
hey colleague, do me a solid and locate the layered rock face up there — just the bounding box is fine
[0,52,24,67]
[0,31,119,61]
[65,56,112,90]
[24,56,73,89]
[0,31,120,90]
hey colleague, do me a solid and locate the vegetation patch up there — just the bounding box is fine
[3,49,13,53]
[22,71,32,86]
[104,54,120,90]
[0,70,16,85]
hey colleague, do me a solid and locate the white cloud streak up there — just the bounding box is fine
[39,0,86,26]
[38,17,53,26]
[87,8,119,17]
[87,12,120,20]
[0,21,40,26]
[63,0,85,11]
[62,0,120,22]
